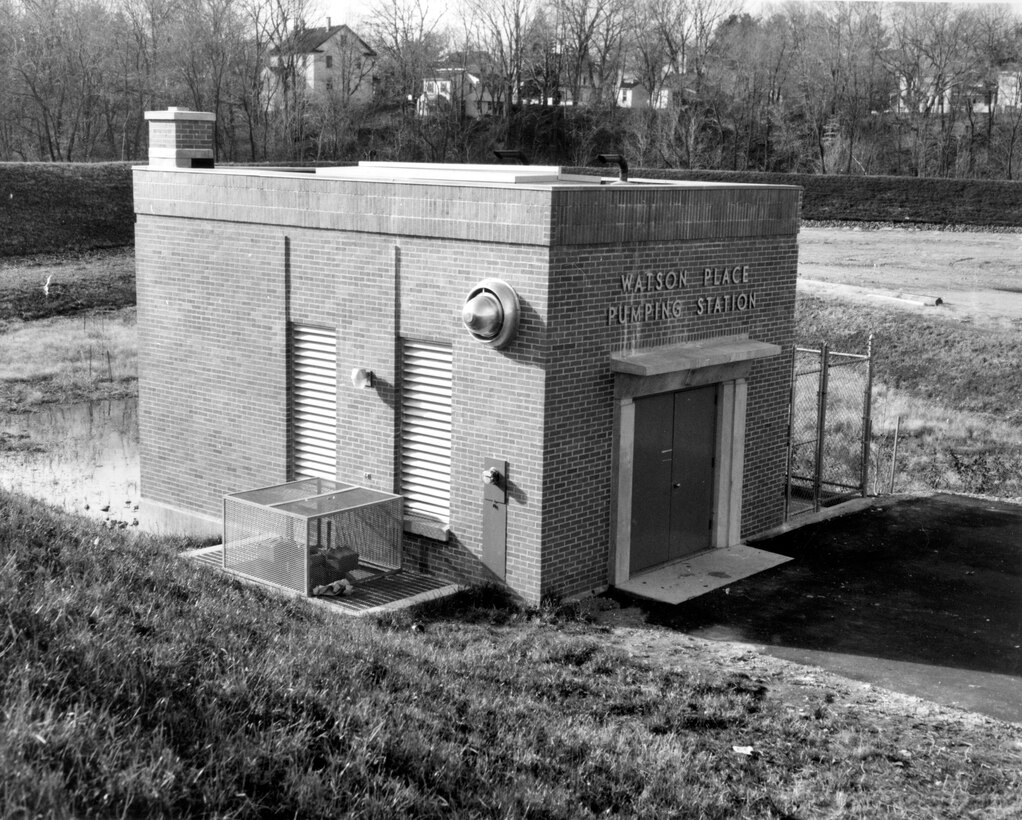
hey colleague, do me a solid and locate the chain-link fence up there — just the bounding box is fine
[786,338,874,518]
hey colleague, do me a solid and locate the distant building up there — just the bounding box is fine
[976,68,1022,113]
[269,22,376,106]
[617,77,651,109]
[894,68,1022,116]
[418,55,495,118]
[615,70,689,110]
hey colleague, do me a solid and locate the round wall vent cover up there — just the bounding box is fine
[461,279,520,349]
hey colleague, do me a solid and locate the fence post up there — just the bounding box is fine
[860,333,874,497]
[813,343,829,513]
[785,364,797,520]
[889,415,903,494]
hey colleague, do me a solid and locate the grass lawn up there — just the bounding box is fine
[1,490,1020,818]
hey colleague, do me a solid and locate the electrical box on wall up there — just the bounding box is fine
[481,458,508,580]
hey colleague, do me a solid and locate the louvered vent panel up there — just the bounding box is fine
[292,325,337,481]
[401,340,453,521]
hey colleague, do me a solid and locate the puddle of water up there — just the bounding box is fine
[0,398,139,524]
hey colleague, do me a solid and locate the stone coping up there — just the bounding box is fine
[133,164,801,192]
[134,164,801,244]
[610,338,782,377]
[144,108,216,122]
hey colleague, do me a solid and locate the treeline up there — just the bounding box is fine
[2,0,1022,179]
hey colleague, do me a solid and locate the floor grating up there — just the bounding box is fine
[181,545,459,615]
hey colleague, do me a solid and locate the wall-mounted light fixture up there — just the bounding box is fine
[350,367,375,389]
[462,279,521,350]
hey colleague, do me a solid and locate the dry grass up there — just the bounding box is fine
[0,309,136,412]
[1,490,1019,818]
[797,293,1022,499]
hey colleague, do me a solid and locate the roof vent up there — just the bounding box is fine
[597,153,629,183]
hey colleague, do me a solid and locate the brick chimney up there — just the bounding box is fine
[144,107,216,169]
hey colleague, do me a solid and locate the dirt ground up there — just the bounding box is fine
[0,248,135,322]
[799,226,1022,330]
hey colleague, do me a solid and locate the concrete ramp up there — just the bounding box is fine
[616,544,791,605]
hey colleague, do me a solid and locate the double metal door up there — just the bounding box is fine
[630,386,717,574]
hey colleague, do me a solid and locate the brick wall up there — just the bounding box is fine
[135,217,289,519]
[538,186,799,599]
[134,167,799,604]
[148,121,214,152]
[135,170,555,598]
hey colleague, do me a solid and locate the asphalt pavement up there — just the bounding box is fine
[614,493,1022,724]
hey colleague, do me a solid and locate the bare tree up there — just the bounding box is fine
[367,0,446,107]
[0,0,27,158]
[626,0,686,109]
[11,0,118,160]
[463,0,535,121]
[550,0,624,106]
[261,0,317,157]
[884,3,980,177]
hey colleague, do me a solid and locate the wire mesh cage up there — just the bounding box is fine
[223,478,403,595]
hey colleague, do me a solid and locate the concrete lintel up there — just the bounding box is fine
[610,338,780,377]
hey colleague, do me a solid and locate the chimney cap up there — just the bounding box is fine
[144,107,216,122]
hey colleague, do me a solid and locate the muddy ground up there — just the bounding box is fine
[799,226,1022,330]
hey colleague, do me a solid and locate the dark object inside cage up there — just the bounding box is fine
[223,479,403,595]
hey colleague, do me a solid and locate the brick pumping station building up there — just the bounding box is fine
[135,107,800,607]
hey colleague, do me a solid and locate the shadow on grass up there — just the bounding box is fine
[374,583,601,631]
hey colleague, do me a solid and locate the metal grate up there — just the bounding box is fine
[400,339,453,521]
[224,480,403,595]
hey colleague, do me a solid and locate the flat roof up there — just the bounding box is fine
[311,162,801,190]
[315,162,601,186]
[137,161,800,191]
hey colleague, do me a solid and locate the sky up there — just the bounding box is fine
[318,0,1022,34]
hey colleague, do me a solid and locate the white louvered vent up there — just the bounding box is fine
[400,340,453,521]
[291,325,337,481]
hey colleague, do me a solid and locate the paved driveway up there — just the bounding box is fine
[622,494,1022,724]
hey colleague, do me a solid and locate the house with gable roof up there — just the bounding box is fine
[417,52,496,119]
[269,20,377,106]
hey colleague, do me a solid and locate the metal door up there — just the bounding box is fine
[630,386,717,574]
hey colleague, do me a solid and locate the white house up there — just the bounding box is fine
[418,60,495,119]
[269,22,376,106]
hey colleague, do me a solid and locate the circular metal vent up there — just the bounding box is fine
[461,279,520,349]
